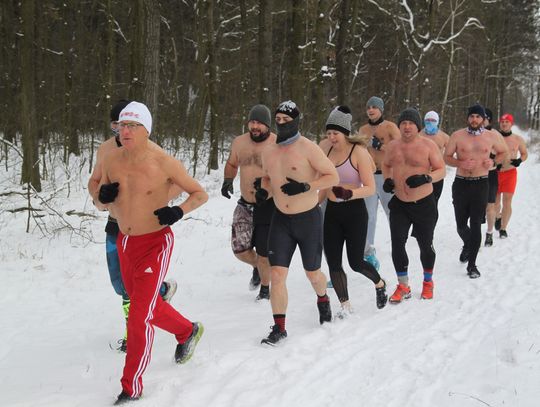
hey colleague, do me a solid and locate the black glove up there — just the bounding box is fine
[221,178,234,199]
[382,178,395,193]
[510,158,522,167]
[280,177,310,196]
[371,136,383,151]
[496,163,503,171]
[153,206,184,225]
[332,186,353,201]
[253,177,262,190]
[255,188,268,205]
[406,174,432,188]
[98,182,119,204]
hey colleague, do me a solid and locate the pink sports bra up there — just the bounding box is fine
[328,145,362,187]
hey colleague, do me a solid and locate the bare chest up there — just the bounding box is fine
[237,146,264,168]
[392,143,430,167]
[457,136,492,157]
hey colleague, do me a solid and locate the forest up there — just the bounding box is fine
[1,0,539,190]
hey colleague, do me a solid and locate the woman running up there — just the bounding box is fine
[319,106,388,316]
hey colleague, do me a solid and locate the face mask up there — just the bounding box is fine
[250,130,270,143]
[424,121,438,135]
[276,116,300,145]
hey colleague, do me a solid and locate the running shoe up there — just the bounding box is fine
[161,280,178,303]
[459,246,470,263]
[499,229,508,239]
[175,322,204,364]
[375,279,388,309]
[261,325,287,346]
[115,338,127,353]
[249,267,261,291]
[421,280,434,300]
[317,296,332,324]
[484,233,493,247]
[467,265,481,279]
[335,302,354,319]
[389,283,411,304]
[114,391,139,405]
[364,253,380,271]
[255,285,270,301]
[495,217,502,231]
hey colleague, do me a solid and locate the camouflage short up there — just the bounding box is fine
[231,199,255,254]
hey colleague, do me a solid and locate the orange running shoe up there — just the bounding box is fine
[421,280,434,300]
[389,283,411,304]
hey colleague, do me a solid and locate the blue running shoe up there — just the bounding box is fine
[364,253,380,271]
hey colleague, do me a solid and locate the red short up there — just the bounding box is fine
[497,167,517,194]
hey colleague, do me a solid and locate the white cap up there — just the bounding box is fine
[119,101,152,135]
[424,110,439,124]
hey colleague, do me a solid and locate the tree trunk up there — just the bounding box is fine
[258,0,272,106]
[19,0,41,191]
[335,0,350,105]
[204,0,219,171]
[143,0,160,135]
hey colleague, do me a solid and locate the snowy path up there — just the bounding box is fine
[1,154,539,407]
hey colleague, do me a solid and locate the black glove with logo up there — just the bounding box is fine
[98,182,120,204]
[332,186,353,201]
[510,158,522,167]
[153,206,184,225]
[221,178,234,199]
[382,178,395,194]
[371,136,383,151]
[406,174,432,188]
[281,177,310,196]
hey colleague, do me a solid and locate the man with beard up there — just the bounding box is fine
[221,104,276,300]
[444,104,508,278]
[357,96,401,270]
[494,113,528,239]
[257,101,339,345]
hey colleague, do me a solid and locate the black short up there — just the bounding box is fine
[432,179,444,203]
[267,205,323,271]
[253,198,275,225]
[487,169,498,203]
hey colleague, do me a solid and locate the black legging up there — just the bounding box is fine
[452,177,489,268]
[324,199,382,303]
[389,194,437,273]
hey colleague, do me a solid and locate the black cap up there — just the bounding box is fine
[398,108,422,131]
[110,99,131,121]
[467,103,486,119]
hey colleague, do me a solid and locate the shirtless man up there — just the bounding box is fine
[88,99,178,352]
[221,104,276,300]
[97,102,208,404]
[419,110,449,204]
[357,96,401,269]
[382,108,446,303]
[444,104,508,278]
[257,101,339,345]
[494,113,528,238]
[483,108,504,247]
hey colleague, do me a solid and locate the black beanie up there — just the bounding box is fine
[398,108,422,131]
[326,106,352,136]
[110,99,131,121]
[275,100,300,120]
[467,103,486,118]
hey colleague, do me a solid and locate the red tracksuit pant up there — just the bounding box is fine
[117,227,193,398]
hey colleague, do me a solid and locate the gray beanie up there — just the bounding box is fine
[366,96,384,112]
[326,105,352,136]
[248,104,271,128]
[398,108,422,131]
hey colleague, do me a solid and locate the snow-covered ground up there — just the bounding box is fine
[1,130,539,407]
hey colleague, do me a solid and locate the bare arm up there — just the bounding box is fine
[444,133,460,168]
[350,147,375,199]
[166,158,208,215]
[493,133,509,165]
[88,143,109,210]
[306,143,339,191]
[518,137,528,162]
[428,142,446,182]
[223,139,240,180]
